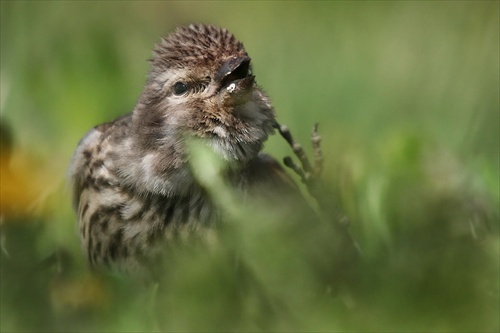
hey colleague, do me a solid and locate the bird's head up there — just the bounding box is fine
[133,24,276,163]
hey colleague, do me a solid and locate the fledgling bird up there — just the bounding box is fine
[69,24,302,274]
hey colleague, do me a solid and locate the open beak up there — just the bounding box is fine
[215,56,255,93]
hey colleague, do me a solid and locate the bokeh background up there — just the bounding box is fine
[1,1,498,332]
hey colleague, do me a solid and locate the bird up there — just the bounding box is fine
[68,24,306,275]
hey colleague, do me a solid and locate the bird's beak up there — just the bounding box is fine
[216,56,254,93]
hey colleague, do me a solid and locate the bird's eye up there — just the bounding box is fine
[173,82,188,95]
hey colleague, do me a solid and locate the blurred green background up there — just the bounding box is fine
[1,1,498,332]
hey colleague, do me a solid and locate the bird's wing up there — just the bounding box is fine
[68,113,132,210]
[68,114,136,267]
[69,127,103,210]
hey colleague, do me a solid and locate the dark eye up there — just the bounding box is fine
[173,82,188,95]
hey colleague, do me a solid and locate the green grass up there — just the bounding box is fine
[1,1,498,332]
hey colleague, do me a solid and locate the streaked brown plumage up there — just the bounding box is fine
[69,24,301,275]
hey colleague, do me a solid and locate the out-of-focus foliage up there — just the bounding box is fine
[1,1,498,332]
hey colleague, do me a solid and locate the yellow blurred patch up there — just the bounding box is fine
[50,274,109,311]
[0,150,54,221]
